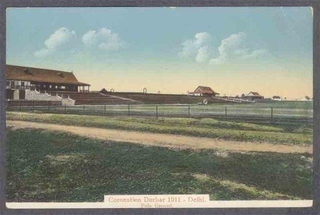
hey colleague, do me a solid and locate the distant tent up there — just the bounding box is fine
[100,88,108,94]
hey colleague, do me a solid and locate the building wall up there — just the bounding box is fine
[62,98,75,106]
[245,96,264,101]
[13,90,19,100]
[6,89,14,99]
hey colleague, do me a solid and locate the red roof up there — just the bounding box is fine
[193,86,217,94]
[6,65,90,86]
[247,91,262,96]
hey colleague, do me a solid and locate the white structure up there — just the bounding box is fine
[24,89,75,106]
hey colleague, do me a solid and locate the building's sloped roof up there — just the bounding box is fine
[193,86,218,94]
[247,91,262,96]
[6,65,90,86]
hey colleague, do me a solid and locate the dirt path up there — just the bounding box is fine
[7,120,312,154]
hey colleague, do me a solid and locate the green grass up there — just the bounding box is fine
[7,112,312,145]
[208,101,313,109]
[6,128,313,202]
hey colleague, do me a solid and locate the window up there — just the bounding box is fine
[21,82,25,87]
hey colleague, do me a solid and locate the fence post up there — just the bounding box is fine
[156,105,158,118]
[104,105,106,116]
[271,107,274,123]
[83,105,85,114]
[64,104,67,114]
[19,100,21,111]
[32,100,34,112]
[225,106,227,119]
[128,104,131,116]
[188,105,191,118]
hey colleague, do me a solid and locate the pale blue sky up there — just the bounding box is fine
[6,7,313,98]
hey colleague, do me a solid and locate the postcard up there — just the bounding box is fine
[3,6,315,210]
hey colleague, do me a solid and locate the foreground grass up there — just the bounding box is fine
[7,112,312,145]
[6,128,312,202]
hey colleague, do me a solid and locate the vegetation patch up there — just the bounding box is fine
[6,128,313,202]
[6,112,312,145]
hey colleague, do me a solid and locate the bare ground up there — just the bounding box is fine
[7,120,312,154]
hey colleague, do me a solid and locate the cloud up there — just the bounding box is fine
[239,49,267,60]
[196,46,210,63]
[34,27,76,58]
[34,48,52,58]
[209,32,266,65]
[179,32,211,63]
[82,30,97,47]
[180,32,266,65]
[82,28,125,51]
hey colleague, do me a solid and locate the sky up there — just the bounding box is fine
[6,7,313,98]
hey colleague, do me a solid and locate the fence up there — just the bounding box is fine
[6,104,313,124]
[6,100,62,107]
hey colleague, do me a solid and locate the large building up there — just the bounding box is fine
[6,65,90,99]
[188,86,219,97]
[244,91,264,101]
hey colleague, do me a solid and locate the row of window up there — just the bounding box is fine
[7,80,31,88]
[6,80,78,90]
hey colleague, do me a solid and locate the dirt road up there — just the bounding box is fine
[7,120,312,154]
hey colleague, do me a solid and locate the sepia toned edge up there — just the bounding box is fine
[0,0,319,214]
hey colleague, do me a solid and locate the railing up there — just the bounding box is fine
[10,85,38,90]
[79,90,90,93]
[6,100,62,107]
[6,104,313,124]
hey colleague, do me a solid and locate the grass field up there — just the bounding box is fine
[6,109,313,202]
[6,128,313,202]
[7,112,312,145]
